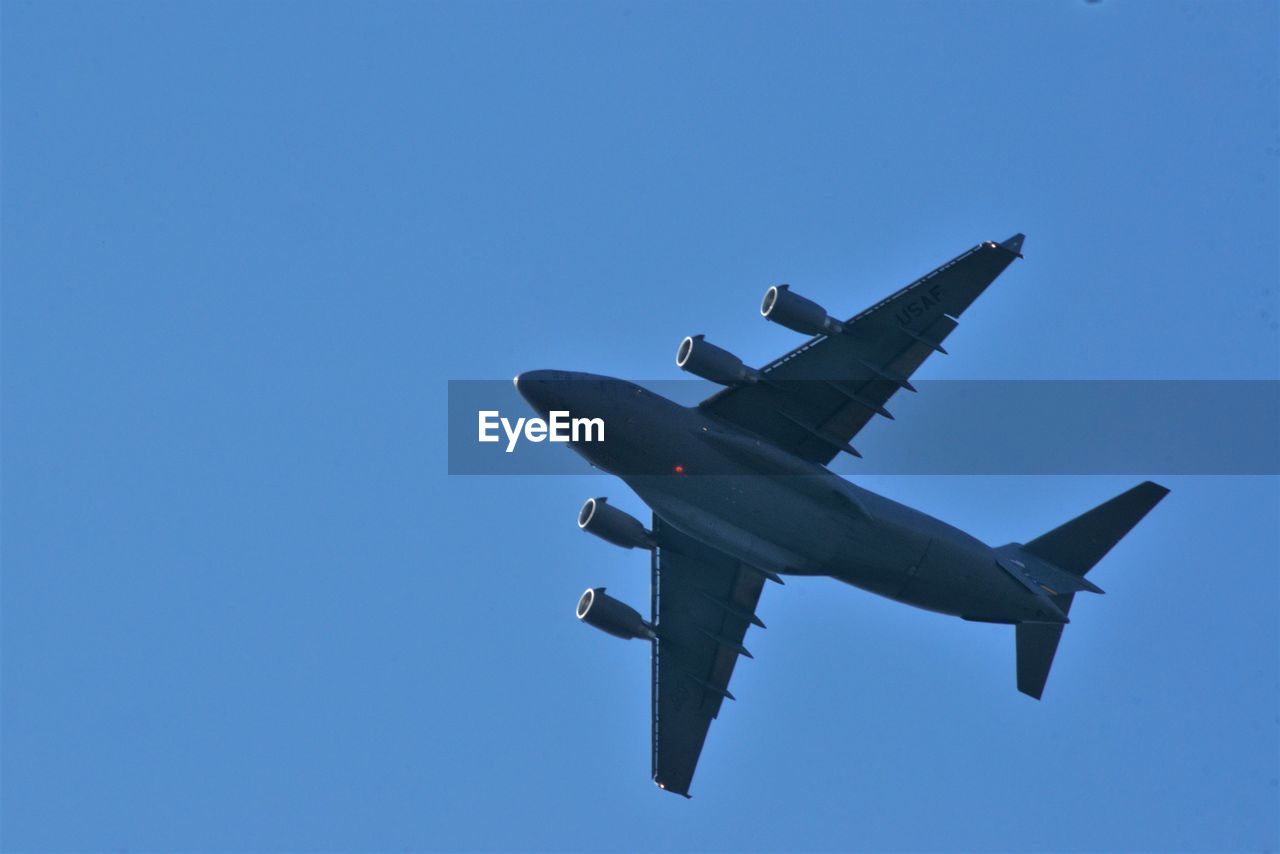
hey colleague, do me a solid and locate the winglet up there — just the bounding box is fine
[999,233,1025,258]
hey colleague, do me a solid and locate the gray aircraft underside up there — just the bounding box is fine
[515,234,1168,797]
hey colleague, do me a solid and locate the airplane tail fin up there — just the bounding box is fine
[1014,481,1170,699]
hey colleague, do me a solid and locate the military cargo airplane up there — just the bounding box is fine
[514,234,1168,797]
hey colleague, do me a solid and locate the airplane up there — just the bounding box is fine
[514,234,1169,797]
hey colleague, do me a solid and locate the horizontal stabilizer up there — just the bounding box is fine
[1017,599,1072,700]
[1023,481,1169,577]
[995,548,1106,597]
[1014,481,1169,700]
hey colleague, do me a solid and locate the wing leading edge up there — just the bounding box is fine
[700,234,1025,463]
[651,515,767,797]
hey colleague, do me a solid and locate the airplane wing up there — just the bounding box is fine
[651,514,767,797]
[700,234,1025,464]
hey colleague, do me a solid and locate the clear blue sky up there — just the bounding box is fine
[3,2,1277,851]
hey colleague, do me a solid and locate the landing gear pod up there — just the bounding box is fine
[578,497,654,550]
[760,284,845,336]
[576,587,656,640]
[676,335,762,386]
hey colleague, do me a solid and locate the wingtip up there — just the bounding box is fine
[999,233,1026,258]
[655,779,693,799]
[1141,480,1171,498]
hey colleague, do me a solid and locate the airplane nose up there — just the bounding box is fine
[514,370,559,412]
[514,370,552,393]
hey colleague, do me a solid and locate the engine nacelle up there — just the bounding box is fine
[761,284,845,336]
[676,335,762,386]
[576,587,655,640]
[578,497,654,550]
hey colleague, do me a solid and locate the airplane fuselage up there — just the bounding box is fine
[516,370,1067,625]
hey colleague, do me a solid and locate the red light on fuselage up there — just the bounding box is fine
[673,465,684,474]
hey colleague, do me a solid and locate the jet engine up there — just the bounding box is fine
[578,497,654,550]
[576,587,655,640]
[760,284,845,336]
[676,335,762,386]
